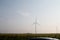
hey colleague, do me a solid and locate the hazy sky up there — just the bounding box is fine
[0,0,60,33]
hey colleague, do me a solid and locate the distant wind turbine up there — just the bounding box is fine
[33,16,40,34]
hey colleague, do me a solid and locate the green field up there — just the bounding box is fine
[0,33,60,40]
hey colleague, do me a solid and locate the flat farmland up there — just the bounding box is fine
[0,33,60,40]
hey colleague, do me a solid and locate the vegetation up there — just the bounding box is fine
[0,33,60,40]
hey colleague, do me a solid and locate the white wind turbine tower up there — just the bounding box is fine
[33,16,40,34]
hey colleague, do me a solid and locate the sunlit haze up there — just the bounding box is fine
[0,0,60,33]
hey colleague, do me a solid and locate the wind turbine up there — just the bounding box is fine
[55,26,58,38]
[33,16,40,34]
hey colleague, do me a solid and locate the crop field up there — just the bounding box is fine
[0,33,60,40]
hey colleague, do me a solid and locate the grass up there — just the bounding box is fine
[0,33,60,40]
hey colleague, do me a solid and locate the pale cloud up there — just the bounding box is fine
[21,12,30,17]
[17,10,31,17]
